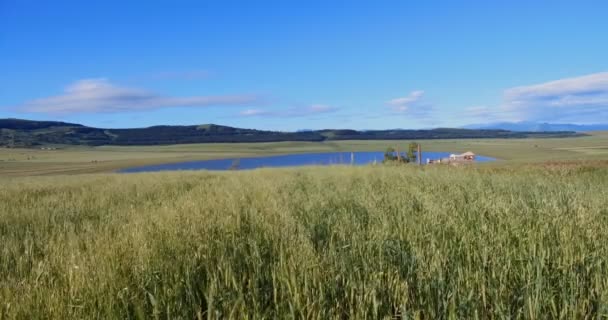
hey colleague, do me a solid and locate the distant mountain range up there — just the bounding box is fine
[0,118,585,147]
[464,121,608,132]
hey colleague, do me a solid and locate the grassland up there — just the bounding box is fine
[1,164,608,319]
[1,131,607,176]
[1,134,608,318]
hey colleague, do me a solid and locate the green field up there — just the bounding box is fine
[1,131,607,176]
[2,164,608,318]
[1,134,608,318]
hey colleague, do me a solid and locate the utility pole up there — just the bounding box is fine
[417,143,422,165]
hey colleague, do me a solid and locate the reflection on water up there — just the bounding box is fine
[120,151,496,173]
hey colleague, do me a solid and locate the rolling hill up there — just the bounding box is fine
[0,118,585,147]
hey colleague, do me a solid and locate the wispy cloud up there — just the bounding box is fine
[239,109,269,117]
[504,72,608,101]
[470,72,608,123]
[503,72,608,123]
[239,104,338,118]
[13,78,260,114]
[386,90,433,118]
[387,90,424,111]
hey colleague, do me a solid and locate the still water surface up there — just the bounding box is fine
[120,151,495,173]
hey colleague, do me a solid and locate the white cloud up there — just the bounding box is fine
[504,72,608,101]
[13,78,260,114]
[239,109,269,116]
[386,90,433,118]
[472,72,608,123]
[239,104,337,118]
[504,73,608,123]
[387,90,424,112]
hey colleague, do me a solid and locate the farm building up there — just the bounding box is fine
[427,151,476,165]
[449,151,475,161]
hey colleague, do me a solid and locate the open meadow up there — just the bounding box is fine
[1,134,608,318]
[1,131,607,176]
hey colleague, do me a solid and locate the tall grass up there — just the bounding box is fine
[1,164,608,319]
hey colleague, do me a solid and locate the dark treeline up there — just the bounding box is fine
[0,118,585,147]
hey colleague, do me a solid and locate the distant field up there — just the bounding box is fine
[1,132,607,176]
[1,164,607,318]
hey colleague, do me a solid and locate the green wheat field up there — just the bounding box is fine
[2,161,608,319]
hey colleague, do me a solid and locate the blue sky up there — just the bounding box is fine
[1,0,607,130]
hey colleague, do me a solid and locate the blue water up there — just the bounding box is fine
[119,151,495,173]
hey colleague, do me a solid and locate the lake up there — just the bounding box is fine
[119,151,496,173]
